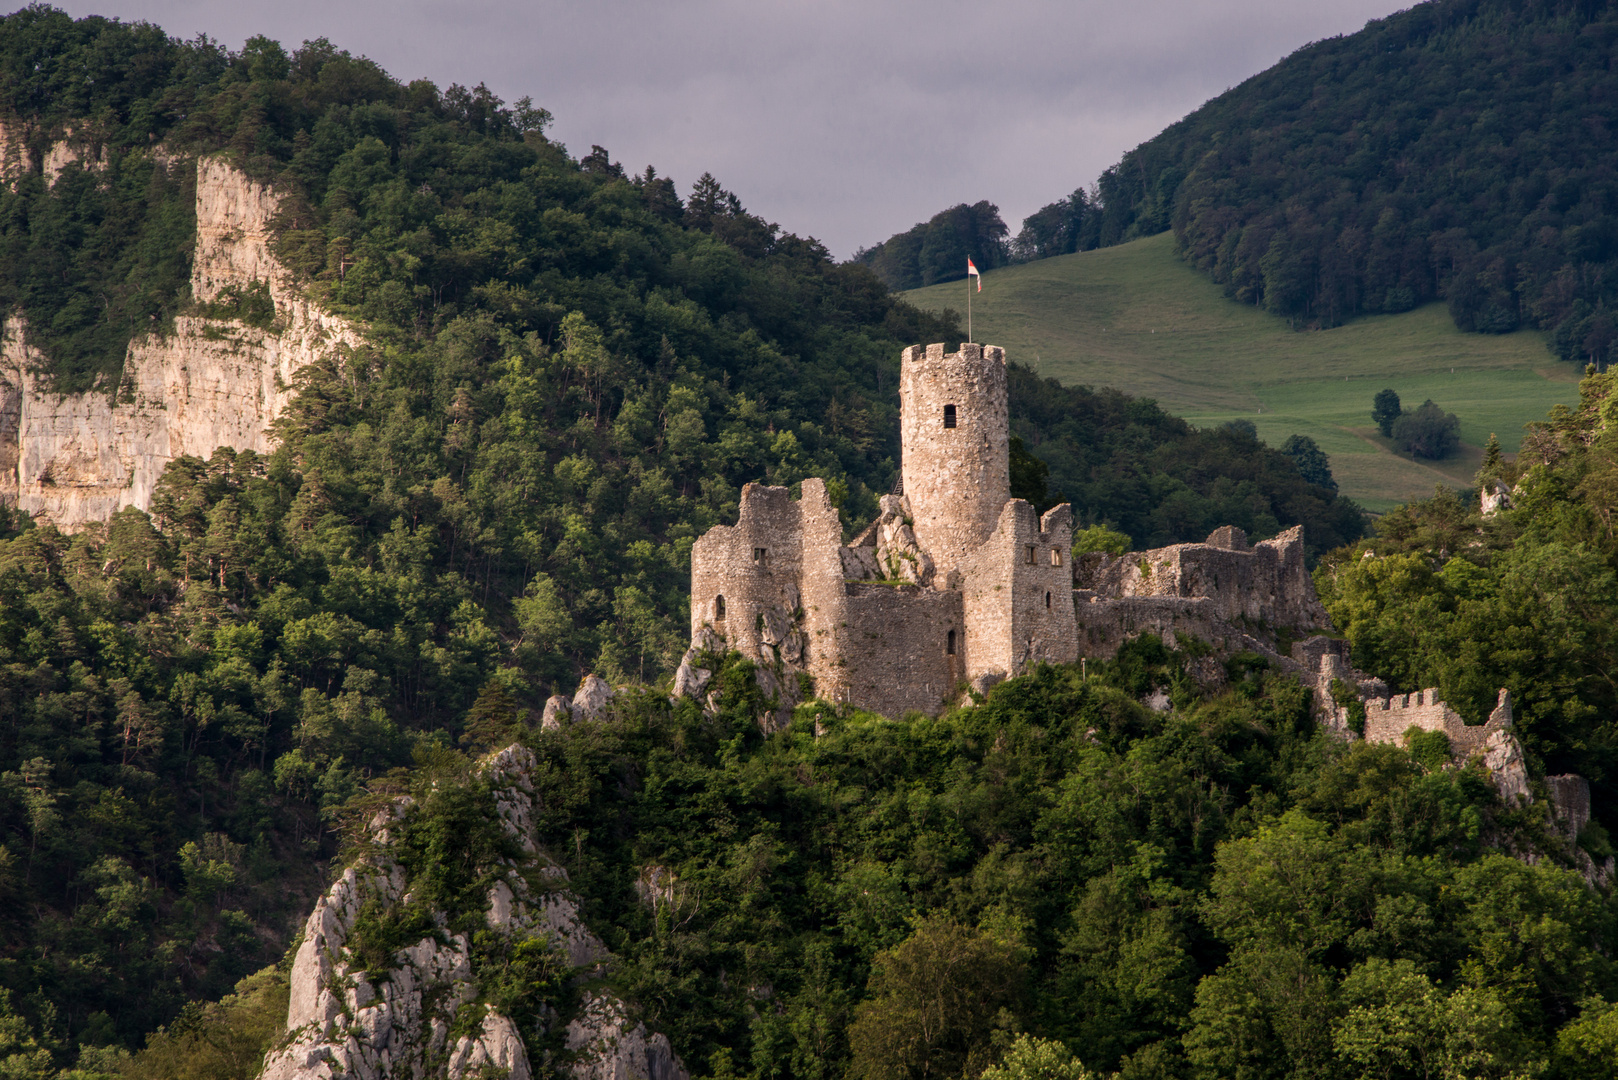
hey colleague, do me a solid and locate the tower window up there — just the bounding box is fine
[1046,591,1052,609]
[715,595,726,619]
[943,404,956,429]
[947,629,957,655]
[1050,548,1062,566]
[1025,545,1035,564]
[753,547,767,564]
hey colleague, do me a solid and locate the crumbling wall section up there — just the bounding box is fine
[1362,688,1509,760]
[1086,526,1327,632]
[1075,593,1287,665]
[689,479,848,712]
[959,499,1078,684]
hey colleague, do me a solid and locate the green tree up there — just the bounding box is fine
[978,1035,1095,1080]
[1392,400,1461,459]
[1281,434,1337,491]
[847,917,1027,1080]
[1373,389,1403,437]
[1009,437,1054,512]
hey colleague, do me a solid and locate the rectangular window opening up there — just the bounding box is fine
[943,404,956,429]
[947,629,957,656]
[753,547,767,564]
[1050,548,1062,566]
[1025,545,1035,564]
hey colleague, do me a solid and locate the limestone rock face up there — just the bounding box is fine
[1481,479,1514,516]
[872,495,935,586]
[0,120,28,185]
[566,994,688,1080]
[258,744,685,1080]
[571,675,616,721]
[541,694,573,730]
[671,626,724,703]
[0,155,362,530]
[447,1012,531,1080]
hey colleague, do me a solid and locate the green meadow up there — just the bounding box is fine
[903,232,1577,512]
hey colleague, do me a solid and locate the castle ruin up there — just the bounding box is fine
[688,343,1076,719]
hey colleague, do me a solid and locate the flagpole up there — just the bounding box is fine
[967,259,973,344]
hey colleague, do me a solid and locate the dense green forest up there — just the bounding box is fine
[884,0,1618,359]
[853,202,1013,291]
[126,632,1618,1080]
[1085,0,1618,354]
[0,6,1376,1073]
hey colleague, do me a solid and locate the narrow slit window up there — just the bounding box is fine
[1025,545,1036,564]
[1050,548,1062,566]
[753,547,767,564]
[943,404,956,429]
[1046,591,1052,609]
[947,629,957,655]
[715,595,726,619]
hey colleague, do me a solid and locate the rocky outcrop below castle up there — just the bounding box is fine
[0,150,360,530]
[260,745,688,1080]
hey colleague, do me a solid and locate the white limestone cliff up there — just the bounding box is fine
[0,154,361,530]
[258,745,687,1080]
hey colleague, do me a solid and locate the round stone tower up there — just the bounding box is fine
[899,342,1010,574]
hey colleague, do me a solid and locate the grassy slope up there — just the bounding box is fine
[903,232,1575,512]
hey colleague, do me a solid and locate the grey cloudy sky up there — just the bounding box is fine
[57,0,1405,258]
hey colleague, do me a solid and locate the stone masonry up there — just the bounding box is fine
[687,343,1075,718]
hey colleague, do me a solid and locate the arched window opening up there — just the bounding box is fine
[947,629,957,655]
[943,404,957,429]
[715,595,726,620]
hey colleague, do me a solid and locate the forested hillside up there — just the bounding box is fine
[1087,0,1618,355]
[852,201,1012,290]
[0,7,1371,1070]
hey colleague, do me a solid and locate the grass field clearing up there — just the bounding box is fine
[903,232,1577,512]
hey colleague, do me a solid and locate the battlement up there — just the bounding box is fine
[1362,687,1515,760]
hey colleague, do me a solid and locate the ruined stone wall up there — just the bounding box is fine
[1361,688,1507,759]
[840,582,963,716]
[1074,593,1284,665]
[795,479,853,700]
[1087,526,1327,632]
[0,156,362,530]
[958,500,1078,683]
[899,343,1009,574]
[689,480,850,703]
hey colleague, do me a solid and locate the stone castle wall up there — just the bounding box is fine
[1363,689,1480,754]
[841,582,962,717]
[959,500,1078,684]
[690,480,977,718]
[899,343,1009,574]
[1085,525,1327,632]
[0,154,362,530]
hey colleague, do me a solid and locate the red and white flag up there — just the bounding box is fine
[966,257,981,292]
